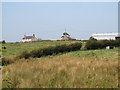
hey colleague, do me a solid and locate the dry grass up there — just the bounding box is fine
[2,56,118,88]
[0,66,2,89]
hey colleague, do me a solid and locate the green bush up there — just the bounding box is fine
[19,43,82,59]
[19,51,31,59]
[1,58,15,66]
[85,39,120,50]
[85,40,101,50]
[3,77,12,88]
[99,40,120,47]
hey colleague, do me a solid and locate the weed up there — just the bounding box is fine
[2,77,12,88]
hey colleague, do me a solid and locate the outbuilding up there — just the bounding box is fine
[91,33,120,40]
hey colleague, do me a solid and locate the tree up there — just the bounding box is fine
[61,32,70,39]
[37,38,42,41]
[89,36,97,41]
[2,40,6,44]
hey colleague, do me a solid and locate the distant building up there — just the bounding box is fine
[115,36,120,40]
[61,31,76,41]
[60,37,76,41]
[91,33,120,40]
[22,34,37,42]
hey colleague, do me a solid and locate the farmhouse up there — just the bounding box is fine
[22,34,37,42]
[91,33,120,40]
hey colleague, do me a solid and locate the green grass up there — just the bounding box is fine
[1,41,119,88]
[61,47,118,60]
[2,41,80,58]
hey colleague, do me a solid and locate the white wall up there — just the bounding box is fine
[22,38,37,42]
[92,33,119,40]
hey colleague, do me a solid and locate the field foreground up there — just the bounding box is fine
[2,47,118,88]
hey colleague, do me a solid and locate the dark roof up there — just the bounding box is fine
[22,36,34,39]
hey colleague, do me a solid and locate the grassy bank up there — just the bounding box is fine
[62,47,118,60]
[2,41,80,58]
[2,47,118,88]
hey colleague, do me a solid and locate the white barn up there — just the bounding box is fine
[22,34,37,42]
[91,33,120,40]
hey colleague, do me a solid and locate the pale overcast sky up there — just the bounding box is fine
[2,2,118,42]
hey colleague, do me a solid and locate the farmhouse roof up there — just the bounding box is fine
[22,36,33,39]
[22,34,36,39]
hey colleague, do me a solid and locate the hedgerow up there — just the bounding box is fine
[19,42,82,59]
[85,39,120,50]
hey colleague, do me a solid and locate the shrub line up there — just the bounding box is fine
[18,43,82,59]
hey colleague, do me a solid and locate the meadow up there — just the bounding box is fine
[2,41,80,58]
[1,41,119,88]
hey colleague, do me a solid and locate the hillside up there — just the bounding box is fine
[2,41,80,58]
[2,41,119,88]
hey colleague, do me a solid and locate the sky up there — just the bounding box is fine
[2,2,118,42]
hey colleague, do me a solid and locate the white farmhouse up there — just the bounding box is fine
[91,33,120,40]
[22,34,37,42]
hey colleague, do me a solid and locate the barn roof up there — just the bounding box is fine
[92,33,120,37]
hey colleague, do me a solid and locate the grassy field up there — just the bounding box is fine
[1,41,80,58]
[1,41,119,88]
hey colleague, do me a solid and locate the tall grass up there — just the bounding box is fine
[2,41,119,88]
[2,56,118,88]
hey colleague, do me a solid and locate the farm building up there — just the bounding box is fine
[22,34,37,42]
[60,31,76,41]
[91,33,120,40]
[60,37,76,41]
[115,36,120,40]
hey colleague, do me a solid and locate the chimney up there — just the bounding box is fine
[33,34,35,37]
[24,35,26,38]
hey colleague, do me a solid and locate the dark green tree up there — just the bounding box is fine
[2,40,6,44]
[89,36,97,41]
[61,32,70,38]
